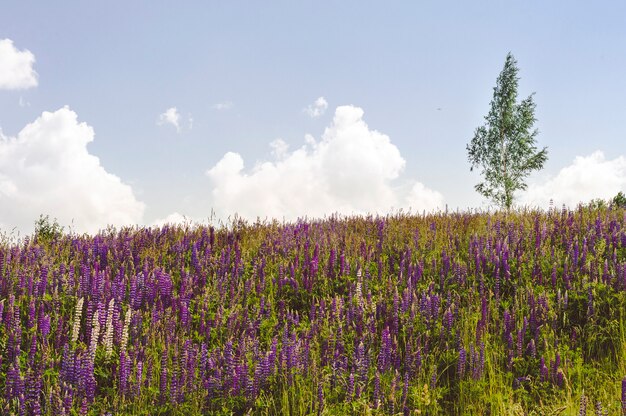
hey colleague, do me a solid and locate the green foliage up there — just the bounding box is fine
[34,214,64,243]
[467,53,548,210]
[586,198,607,210]
[612,191,626,208]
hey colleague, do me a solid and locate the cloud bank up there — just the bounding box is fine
[206,105,443,221]
[522,151,626,208]
[0,107,144,234]
[0,39,38,90]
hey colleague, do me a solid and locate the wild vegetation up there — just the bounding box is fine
[1,204,626,415]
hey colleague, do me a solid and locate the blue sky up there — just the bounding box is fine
[1,1,625,234]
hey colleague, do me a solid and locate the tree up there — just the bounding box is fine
[612,191,626,208]
[467,53,548,210]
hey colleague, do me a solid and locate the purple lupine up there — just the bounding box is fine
[478,342,485,378]
[317,382,324,415]
[223,340,234,385]
[245,368,255,401]
[622,376,626,414]
[401,371,409,407]
[39,314,51,341]
[26,367,42,416]
[458,347,466,378]
[119,350,129,396]
[578,392,587,416]
[552,352,561,381]
[594,400,603,416]
[378,327,392,372]
[60,345,74,385]
[237,362,248,397]
[356,341,368,383]
[27,299,36,330]
[347,373,354,400]
[444,308,454,335]
[159,351,168,404]
[252,361,262,398]
[393,288,400,334]
[556,369,564,388]
[170,362,180,404]
[503,310,513,346]
[5,359,24,402]
[373,372,381,408]
[199,342,208,382]
[87,358,98,404]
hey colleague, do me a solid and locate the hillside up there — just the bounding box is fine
[1,207,626,415]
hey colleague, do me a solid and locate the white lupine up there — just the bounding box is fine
[120,307,132,352]
[104,299,115,356]
[70,297,84,344]
[89,310,100,360]
[355,268,363,308]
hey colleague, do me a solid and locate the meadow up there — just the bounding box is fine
[1,205,626,415]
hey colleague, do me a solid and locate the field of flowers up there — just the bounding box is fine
[1,206,626,415]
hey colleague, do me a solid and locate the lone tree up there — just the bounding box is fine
[467,53,548,210]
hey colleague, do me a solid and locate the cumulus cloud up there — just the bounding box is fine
[0,39,38,90]
[0,107,144,234]
[304,97,328,118]
[152,212,191,227]
[157,107,181,131]
[521,151,626,208]
[206,105,443,221]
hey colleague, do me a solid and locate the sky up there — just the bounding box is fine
[1,1,625,235]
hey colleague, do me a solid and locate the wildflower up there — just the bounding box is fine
[120,307,131,353]
[104,299,115,357]
[71,298,84,345]
[622,376,626,413]
[458,347,466,378]
[578,391,587,416]
[317,382,324,415]
[88,311,100,361]
[373,372,381,408]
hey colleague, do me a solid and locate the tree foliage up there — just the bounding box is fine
[612,191,626,208]
[34,214,64,243]
[467,53,548,210]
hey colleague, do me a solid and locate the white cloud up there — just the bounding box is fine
[269,138,289,159]
[0,39,38,90]
[213,102,233,111]
[521,151,626,208]
[152,212,191,227]
[406,182,447,213]
[304,96,328,118]
[206,105,443,221]
[0,107,144,235]
[157,107,181,131]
